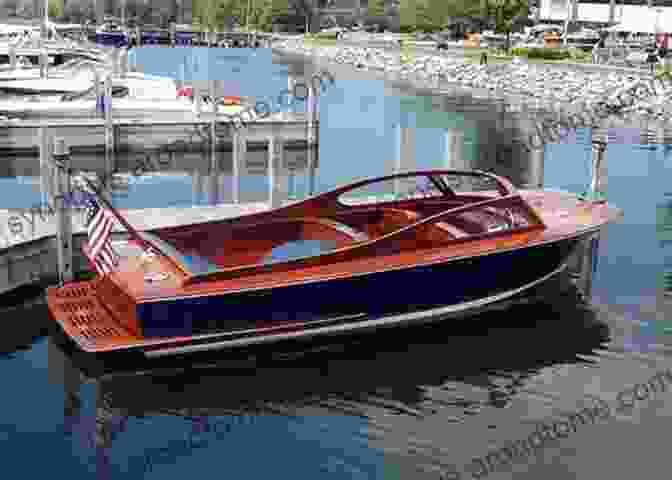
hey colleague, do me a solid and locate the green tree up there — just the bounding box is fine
[482,0,529,52]
[256,0,291,31]
[0,0,20,17]
[194,0,229,31]
[217,0,245,28]
[399,0,454,33]
[62,0,96,22]
[47,0,64,18]
[367,0,385,17]
[269,0,291,18]
[399,0,416,32]
[291,0,319,33]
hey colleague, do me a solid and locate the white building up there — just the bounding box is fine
[539,0,672,32]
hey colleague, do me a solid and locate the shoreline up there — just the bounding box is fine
[273,39,672,141]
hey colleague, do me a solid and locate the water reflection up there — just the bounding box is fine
[39,266,610,477]
[5,51,672,479]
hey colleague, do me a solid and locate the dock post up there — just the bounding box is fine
[394,123,402,195]
[394,123,417,195]
[526,146,545,189]
[119,48,128,79]
[590,137,608,199]
[306,84,319,196]
[209,79,217,148]
[444,128,465,170]
[39,126,53,211]
[195,90,202,116]
[192,169,202,206]
[112,49,120,77]
[39,48,48,79]
[178,62,185,89]
[52,138,73,285]
[103,75,114,203]
[573,134,608,300]
[209,82,218,205]
[93,70,101,100]
[232,129,245,204]
[268,136,287,208]
[9,46,16,69]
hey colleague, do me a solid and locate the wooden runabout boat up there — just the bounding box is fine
[46,170,622,357]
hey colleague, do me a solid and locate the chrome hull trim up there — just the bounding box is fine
[143,261,570,358]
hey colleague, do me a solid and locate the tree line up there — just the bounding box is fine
[0,0,531,37]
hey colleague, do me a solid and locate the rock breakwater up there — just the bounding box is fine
[276,39,672,135]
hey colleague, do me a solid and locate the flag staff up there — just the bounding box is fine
[81,176,159,254]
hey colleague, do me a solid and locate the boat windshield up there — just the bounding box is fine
[338,172,506,206]
[137,231,220,276]
[137,231,342,276]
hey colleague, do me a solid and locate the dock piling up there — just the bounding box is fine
[52,138,73,285]
[195,90,202,115]
[525,146,545,189]
[9,46,17,69]
[268,136,287,208]
[572,135,609,300]
[93,70,101,100]
[590,138,608,197]
[120,49,128,79]
[210,80,217,160]
[306,85,319,196]
[232,129,245,203]
[39,48,48,79]
[103,75,114,203]
[39,126,54,211]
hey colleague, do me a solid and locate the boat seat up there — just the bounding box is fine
[370,208,422,237]
[312,218,370,242]
[434,221,471,239]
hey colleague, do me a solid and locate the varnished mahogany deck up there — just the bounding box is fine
[46,170,623,354]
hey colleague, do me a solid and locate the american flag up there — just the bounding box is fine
[85,196,119,275]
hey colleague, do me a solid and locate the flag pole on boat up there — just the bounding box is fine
[79,176,159,255]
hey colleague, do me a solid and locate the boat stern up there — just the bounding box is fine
[45,277,143,353]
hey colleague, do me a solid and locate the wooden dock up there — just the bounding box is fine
[0,202,270,295]
[0,73,321,294]
[0,114,319,152]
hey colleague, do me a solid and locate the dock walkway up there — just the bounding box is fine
[0,202,270,295]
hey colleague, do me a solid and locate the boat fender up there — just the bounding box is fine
[220,96,241,105]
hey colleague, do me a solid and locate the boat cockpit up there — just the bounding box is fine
[129,171,545,280]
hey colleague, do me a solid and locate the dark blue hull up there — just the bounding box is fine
[175,32,195,46]
[96,33,128,47]
[138,236,583,340]
[141,32,162,45]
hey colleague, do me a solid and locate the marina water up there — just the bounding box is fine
[1,47,671,480]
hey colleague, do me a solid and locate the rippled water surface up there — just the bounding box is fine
[1,47,672,480]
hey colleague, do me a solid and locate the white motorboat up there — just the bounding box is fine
[0,22,107,72]
[0,59,106,93]
[0,73,248,119]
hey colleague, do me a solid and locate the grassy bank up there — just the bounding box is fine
[458,47,594,65]
[293,37,668,73]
